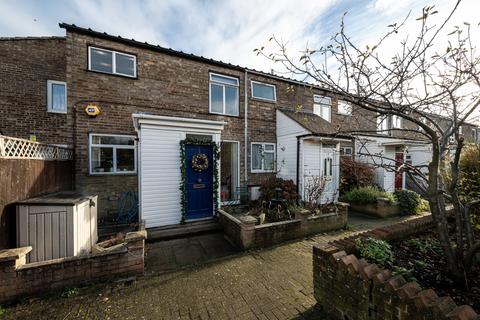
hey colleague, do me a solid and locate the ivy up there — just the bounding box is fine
[179,137,220,224]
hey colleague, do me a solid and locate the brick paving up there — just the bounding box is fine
[2,213,425,320]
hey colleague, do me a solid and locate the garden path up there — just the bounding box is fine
[3,212,427,320]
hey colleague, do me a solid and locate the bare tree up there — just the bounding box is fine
[304,175,327,208]
[257,0,480,283]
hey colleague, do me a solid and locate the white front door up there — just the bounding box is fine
[303,141,338,204]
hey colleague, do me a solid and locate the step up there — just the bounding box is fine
[147,218,223,241]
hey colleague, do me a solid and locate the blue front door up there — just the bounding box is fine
[185,144,214,220]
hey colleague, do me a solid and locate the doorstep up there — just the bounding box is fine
[146,218,223,241]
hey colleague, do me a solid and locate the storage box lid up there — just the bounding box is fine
[16,191,96,205]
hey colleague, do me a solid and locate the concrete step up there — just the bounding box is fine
[147,218,223,241]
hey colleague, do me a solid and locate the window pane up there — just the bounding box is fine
[115,52,135,76]
[264,152,274,171]
[264,144,274,151]
[225,86,239,115]
[314,95,331,105]
[211,74,238,86]
[252,83,275,101]
[210,83,224,113]
[51,83,66,111]
[338,101,352,115]
[92,135,135,145]
[252,144,262,170]
[321,105,331,122]
[116,148,135,172]
[90,48,113,73]
[91,147,114,173]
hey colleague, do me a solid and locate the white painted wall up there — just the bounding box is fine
[276,110,310,182]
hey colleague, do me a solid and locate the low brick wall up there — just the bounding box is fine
[313,216,479,320]
[0,231,146,303]
[219,203,348,250]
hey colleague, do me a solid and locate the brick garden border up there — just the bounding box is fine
[219,202,348,249]
[0,230,146,303]
[313,215,479,320]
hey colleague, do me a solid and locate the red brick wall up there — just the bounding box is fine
[0,231,145,303]
[313,217,479,320]
[65,31,372,219]
[0,38,72,146]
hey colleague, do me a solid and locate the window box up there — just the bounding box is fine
[209,73,239,116]
[251,142,276,173]
[88,46,137,78]
[47,80,67,113]
[89,134,137,175]
[251,81,276,102]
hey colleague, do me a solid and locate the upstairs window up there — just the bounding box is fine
[88,47,136,78]
[313,95,331,122]
[89,134,136,175]
[251,81,276,102]
[392,115,402,129]
[209,73,239,116]
[251,142,275,173]
[47,80,67,113]
[377,114,389,133]
[337,100,352,115]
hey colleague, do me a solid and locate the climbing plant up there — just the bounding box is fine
[179,137,220,224]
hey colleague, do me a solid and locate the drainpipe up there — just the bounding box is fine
[296,136,301,194]
[244,70,248,190]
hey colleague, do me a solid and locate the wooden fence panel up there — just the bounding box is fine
[0,158,73,248]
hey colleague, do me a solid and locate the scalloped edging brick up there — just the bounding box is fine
[313,216,479,320]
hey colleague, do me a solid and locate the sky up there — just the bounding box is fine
[2,0,480,121]
[1,0,478,73]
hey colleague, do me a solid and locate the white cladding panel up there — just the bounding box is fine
[276,111,310,182]
[302,140,339,203]
[140,128,183,228]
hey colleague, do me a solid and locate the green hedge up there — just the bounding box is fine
[341,186,428,215]
[340,186,396,205]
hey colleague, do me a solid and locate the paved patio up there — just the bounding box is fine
[2,213,425,320]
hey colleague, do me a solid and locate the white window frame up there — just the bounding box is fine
[392,115,402,129]
[88,46,137,78]
[377,113,389,134]
[337,100,352,116]
[313,95,332,122]
[209,73,240,116]
[340,147,353,156]
[47,80,67,114]
[251,142,276,173]
[251,80,277,102]
[89,133,137,175]
[220,140,241,205]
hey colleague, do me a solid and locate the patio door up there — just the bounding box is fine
[220,141,240,204]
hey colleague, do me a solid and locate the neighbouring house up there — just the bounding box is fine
[1,23,479,239]
[355,113,480,193]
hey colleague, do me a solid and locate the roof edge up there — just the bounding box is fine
[0,36,65,41]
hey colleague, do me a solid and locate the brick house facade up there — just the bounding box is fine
[1,24,479,228]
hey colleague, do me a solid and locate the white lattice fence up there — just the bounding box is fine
[0,136,73,160]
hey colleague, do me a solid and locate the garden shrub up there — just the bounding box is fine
[458,144,480,231]
[259,177,299,206]
[340,186,396,205]
[394,189,423,214]
[355,237,393,268]
[339,157,375,194]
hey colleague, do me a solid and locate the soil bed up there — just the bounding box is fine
[391,230,480,312]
